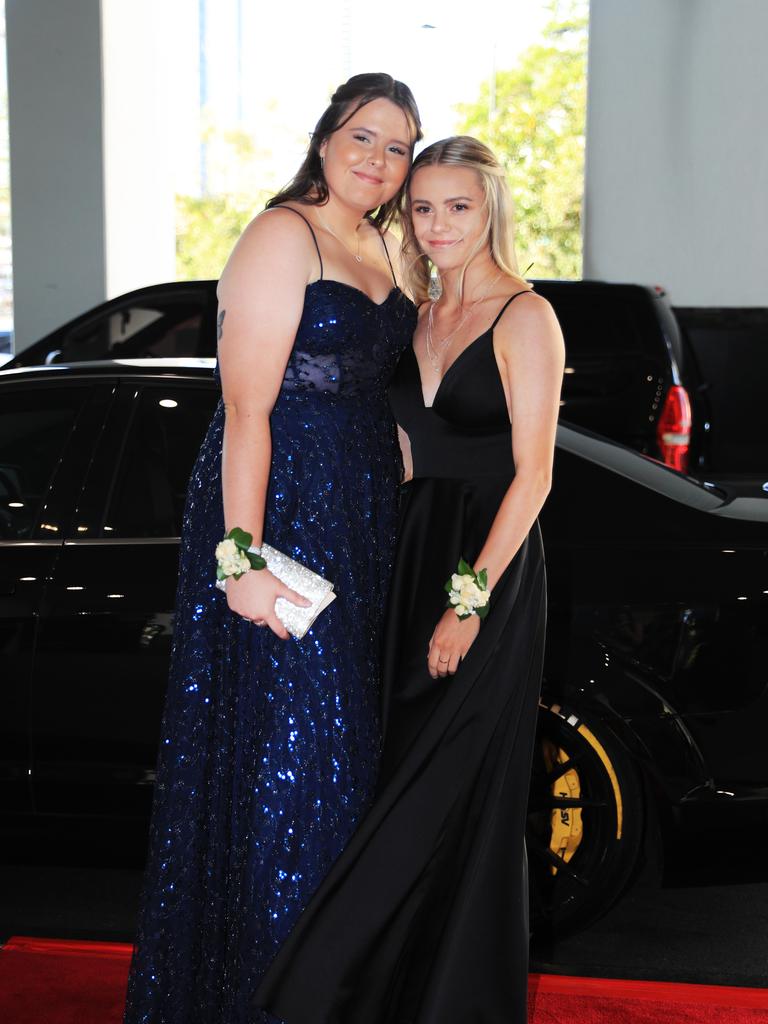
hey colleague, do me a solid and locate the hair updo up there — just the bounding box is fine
[267,73,422,229]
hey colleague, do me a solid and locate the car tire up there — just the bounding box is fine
[527,701,646,937]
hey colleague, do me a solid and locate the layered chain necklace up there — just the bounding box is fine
[316,213,364,263]
[425,272,502,374]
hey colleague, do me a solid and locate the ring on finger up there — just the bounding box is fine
[438,656,450,663]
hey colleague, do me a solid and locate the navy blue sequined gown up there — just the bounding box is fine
[123,218,417,1024]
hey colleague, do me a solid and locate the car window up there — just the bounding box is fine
[0,387,88,539]
[52,297,207,364]
[104,386,219,537]
[551,295,651,358]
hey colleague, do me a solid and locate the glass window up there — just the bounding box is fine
[544,294,649,359]
[104,386,218,537]
[0,388,88,539]
[53,294,208,364]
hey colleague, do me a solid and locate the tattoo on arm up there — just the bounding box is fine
[217,309,226,341]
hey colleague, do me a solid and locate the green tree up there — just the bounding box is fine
[456,0,588,279]
[175,124,275,280]
[176,193,257,281]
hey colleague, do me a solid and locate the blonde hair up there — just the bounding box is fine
[401,136,531,304]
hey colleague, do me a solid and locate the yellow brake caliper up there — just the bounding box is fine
[543,738,584,874]
[543,705,624,875]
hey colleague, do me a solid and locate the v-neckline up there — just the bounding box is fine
[409,329,493,409]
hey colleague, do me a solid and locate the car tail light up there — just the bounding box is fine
[657,385,692,473]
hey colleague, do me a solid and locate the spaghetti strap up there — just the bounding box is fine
[379,231,398,287]
[270,205,324,280]
[490,290,531,330]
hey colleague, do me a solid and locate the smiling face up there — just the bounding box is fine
[319,97,413,213]
[409,164,490,273]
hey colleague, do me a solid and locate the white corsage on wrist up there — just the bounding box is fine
[215,527,266,583]
[444,558,490,620]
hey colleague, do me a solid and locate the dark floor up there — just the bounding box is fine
[2,819,767,987]
[530,825,768,987]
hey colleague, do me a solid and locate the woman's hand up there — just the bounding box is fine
[427,608,481,679]
[225,569,310,640]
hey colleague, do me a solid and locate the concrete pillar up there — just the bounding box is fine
[101,0,176,300]
[584,0,768,306]
[6,0,178,353]
[6,0,106,351]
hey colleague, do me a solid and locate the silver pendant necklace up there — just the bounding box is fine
[425,272,502,374]
[316,213,363,263]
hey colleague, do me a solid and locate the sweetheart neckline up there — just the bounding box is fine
[307,279,404,309]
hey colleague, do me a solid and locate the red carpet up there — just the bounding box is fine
[0,936,130,1024]
[1,936,768,1023]
[528,973,768,1022]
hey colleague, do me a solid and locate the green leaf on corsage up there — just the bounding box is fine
[247,551,267,571]
[227,526,253,551]
[457,557,473,576]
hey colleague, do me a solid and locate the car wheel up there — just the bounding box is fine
[527,701,645,937]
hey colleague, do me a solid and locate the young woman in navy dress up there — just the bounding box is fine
[124,74,421,1024]
[256,137,565,1023]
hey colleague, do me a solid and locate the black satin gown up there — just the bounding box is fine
[255,291,546,1024]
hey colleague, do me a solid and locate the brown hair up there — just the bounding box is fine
[402,136,531,304]
[266,73,422,229]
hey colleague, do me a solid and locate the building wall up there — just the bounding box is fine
[101,0,176,300]
[7,0,178,352]
[584,0,768,306]
[6,0,106,350]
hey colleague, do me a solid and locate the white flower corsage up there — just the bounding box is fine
[215,527,266,583]
[444,558,490,620]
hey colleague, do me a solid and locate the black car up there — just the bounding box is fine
[6,278,703,475]
[673,305,768,479]
[1,361,766,934]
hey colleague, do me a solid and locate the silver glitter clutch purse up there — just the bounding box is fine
[216,542,335,639]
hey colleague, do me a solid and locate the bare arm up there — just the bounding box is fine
[427,292,564,677]
[398,426,413,483]
[474,293,564,587]
[216,208,315,634]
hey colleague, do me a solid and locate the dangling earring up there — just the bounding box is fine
[428,264,442,301]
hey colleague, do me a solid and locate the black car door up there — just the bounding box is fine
[0,377,115,813]
[30,375,219,816]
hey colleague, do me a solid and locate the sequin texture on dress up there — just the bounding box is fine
[123,280,417,1024]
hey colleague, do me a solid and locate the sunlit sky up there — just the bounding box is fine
[168,0,553,195]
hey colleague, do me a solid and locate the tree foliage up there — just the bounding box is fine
[456,0,588,280]
[176,193,255,281]
[175,125,274,281]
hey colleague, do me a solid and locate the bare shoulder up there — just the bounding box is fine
[380,224,401,248]
[500,288,558,329]
[379,224,407,282]
[218,205,316,297]
[494,288,564,364]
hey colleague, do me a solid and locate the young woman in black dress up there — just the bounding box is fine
[256,136,565,1023]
